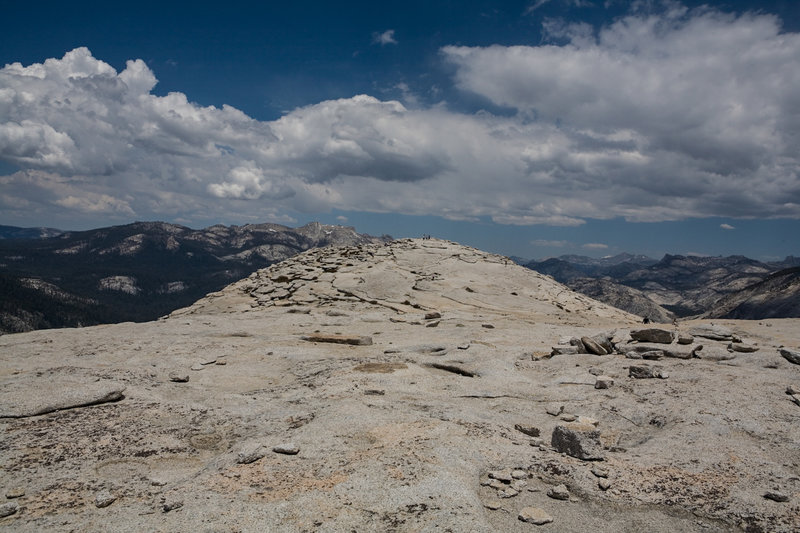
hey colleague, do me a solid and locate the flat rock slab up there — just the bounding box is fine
[630,328,676,344]
[689,325,736,341]
[300,334,373,346]
[621,342,696,359]
[0,377,125,418]
[518,507,553,525]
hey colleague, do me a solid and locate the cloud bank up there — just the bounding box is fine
[1,4,799,228]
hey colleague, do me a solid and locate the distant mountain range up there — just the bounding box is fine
[2,224,798,333]
[0,221,389,333]
[524,253,800,321]
[0,225,64,240]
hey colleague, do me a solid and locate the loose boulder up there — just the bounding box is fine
[581,336,608,355]
[551,423,605,461]
[780,348,800,365]
[630,328,676,344]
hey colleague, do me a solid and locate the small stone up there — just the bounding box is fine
[272,443,300,455]
[764,491,789,502]
[729,343,759,353]
[485,500,503,510]
[457,343,470,350]
[598,479,612,491]
[780,348,800,365]
[551,345,580,355]
[511,480,528,491]
[489,479,507,490]
[511,469,528,480]
[546,405,564,417]
[591,466,608,478]
[200,357,217,365]
[0,502,19,518]
[190,364,204,371]
[162,499,184,513]
[5,488,24,499]
[215,359,227,365]
[518,507,553,525]
[594,376,614,389]
[425,320,440,328]
[529,437,544,447]
[676,334,694,345]
[424,311,442,320]
[514,424,541,437]
[482,324,495,329]
[629,365,668,379]
[488,469,513,483]
[94,489,116,508]
[499,487,519,498]
[169,372,190,383]
[547,484,570,500]
[237,445,267,464]
[641,350,665,360]
[559,414,577,422]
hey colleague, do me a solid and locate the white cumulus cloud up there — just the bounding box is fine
[372,30,398,45]
[2,4,800,230]
[442,6,800,219]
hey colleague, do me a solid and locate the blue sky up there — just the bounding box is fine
[1,0,799,260]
